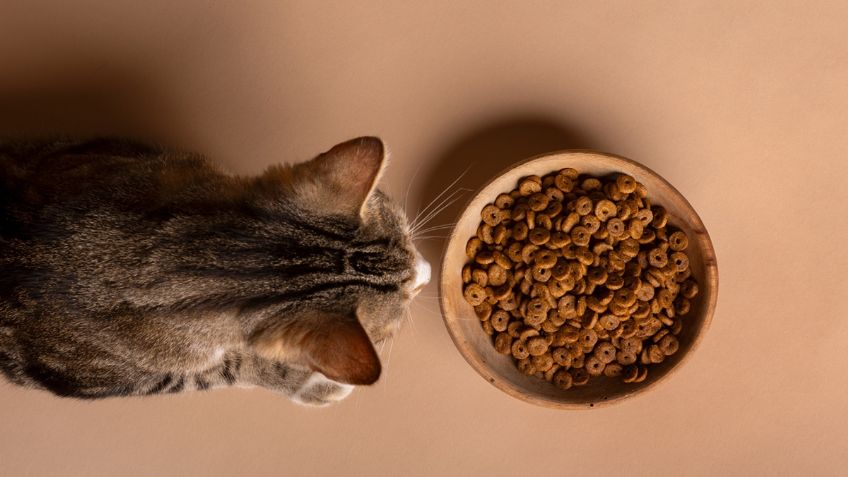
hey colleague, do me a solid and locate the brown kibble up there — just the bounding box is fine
[581,215,601,234]
[659,335,679,355]
[491,310,510,332]
[494,332,512,354]
[573,196,593,216]
[518,177,542,196]
[604,363,624,377]
[481,204,502,226]
[474,302,492,321]
[594,199,618,222]
[495,193,514,209]
[531,353,554,372]
[585,356,605,376]
[681,279,699,299]
[670,252,689,272]
[553,369,574,390]
[517,358,537,375]
[669,231,689,251]
[511,340,530,360]
[616,174,637,194]
[527,336,550,356]
[571,368,590,386]
[648,344,665,364]
[570,226,591,247]
[466,237,483,259]
[552,347,573,367]
[594,342,617,364]
[463,283,486,306]
[529,227,551,245]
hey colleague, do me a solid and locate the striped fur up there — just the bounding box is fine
[0,137,424,404]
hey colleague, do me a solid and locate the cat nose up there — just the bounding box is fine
[412,251,431,292]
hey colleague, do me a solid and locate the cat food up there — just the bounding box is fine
[461,169,699,390]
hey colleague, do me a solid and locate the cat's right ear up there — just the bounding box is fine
[276,137,386,221]
[249,310,382,385]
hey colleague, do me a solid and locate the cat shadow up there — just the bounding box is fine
[0,61,190,147]
[413,116,601,267]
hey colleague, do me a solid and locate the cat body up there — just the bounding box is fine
[0,137,428,405]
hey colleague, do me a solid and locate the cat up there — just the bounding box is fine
[0,136,431,406]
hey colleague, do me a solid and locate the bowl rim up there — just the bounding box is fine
[438,149,719,409]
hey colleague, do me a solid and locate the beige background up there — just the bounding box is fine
[1,1,847,476]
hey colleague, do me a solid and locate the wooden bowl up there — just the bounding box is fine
[439,150,718,409]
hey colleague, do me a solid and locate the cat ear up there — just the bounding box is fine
[296,136,386,220]
[249,310,381,385]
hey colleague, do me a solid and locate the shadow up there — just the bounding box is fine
[0,59,190,148]
[413,116,602,263]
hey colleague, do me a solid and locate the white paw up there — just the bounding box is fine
[291,372,354,407]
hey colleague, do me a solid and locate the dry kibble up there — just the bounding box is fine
[668,231,689,251]
[466,168,698,388]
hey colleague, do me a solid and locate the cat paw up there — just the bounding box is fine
[290,372,354,407]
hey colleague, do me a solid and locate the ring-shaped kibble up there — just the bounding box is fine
[463,283,486,306]
[634,208,653,226]
[638,229,656,245]
[466,237,483,259]
[492,225,508,245]
[491,284,511,300]
[585,356,605,376]
[681,279,699,299]
[633,365,648,383]
[554,174,575,193]
[585,297,606,315]
[674,297,691,315]
[478,223,494,244]
[471,269,488,287]
[544,201,563,217]
[518,178,542,196]
[618,238,640,258]
[475,249,495,265]
[614,288,637,307]
[561,212,581,233]
[552,347,572,367]
[481,204,502,226]
[531,353,554,372]
[529,228,551,245]
[602,363,623,377]
[511,340,530,360]
[581,215,601,234]
[571,367,590,386]
[587,267,608,285]
[615,174,637,194]
[636,282,655,302]
[604,274,624,291]
[575,247,594,266]
[487,264,507,287]
[659,334,679,355]
[462,264,472,284]
[553,369,574,390]
[651,206,668,228]
[648,247,668,268]
[616,350,637,366]
[495,193,514,209]
[531,265,552,283]
[669,231,689,251]
[481,320,495,335]
[541,319,559,334]
[527,336,550,357]
[594,342,617,364]
[474,302,492,321]
[599,314,620,331]
[549,232,570,248]
[594,199,618,222]
[490,310,510,332]
[499,293,518,311]
[536,213,553,231]
[545,187,564,202]
[527,193,549,212]
[581,177,602,191]
[670,252,689,272]
[507,321,522,338]
[578,328,598,349]
[547,280,569,299]
[573,196,593,216]
[494,332,512,354]
[570,226,591,247]
[521,243,539,264]
[628,219,644,239]
[657,289,673,309]
[648,344,665,364]
[576,296,588,317]
[512,222,529,242]
[517,358,536,375]
[652,329,669,344]
[534,249,557,268]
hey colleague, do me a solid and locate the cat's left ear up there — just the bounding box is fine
[297,136,386,220]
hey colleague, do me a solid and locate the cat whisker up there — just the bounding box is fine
[404,161,425,218]
[410,188,471,235]
[408,166,469,230]
[413,223,457,235]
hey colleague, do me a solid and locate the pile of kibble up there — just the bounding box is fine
[462,169,699,390]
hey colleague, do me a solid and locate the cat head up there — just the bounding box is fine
[249,137,430,388]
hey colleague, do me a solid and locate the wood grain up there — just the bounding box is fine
[439,150,718,409]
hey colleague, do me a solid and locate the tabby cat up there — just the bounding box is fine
[0,136,431,405]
